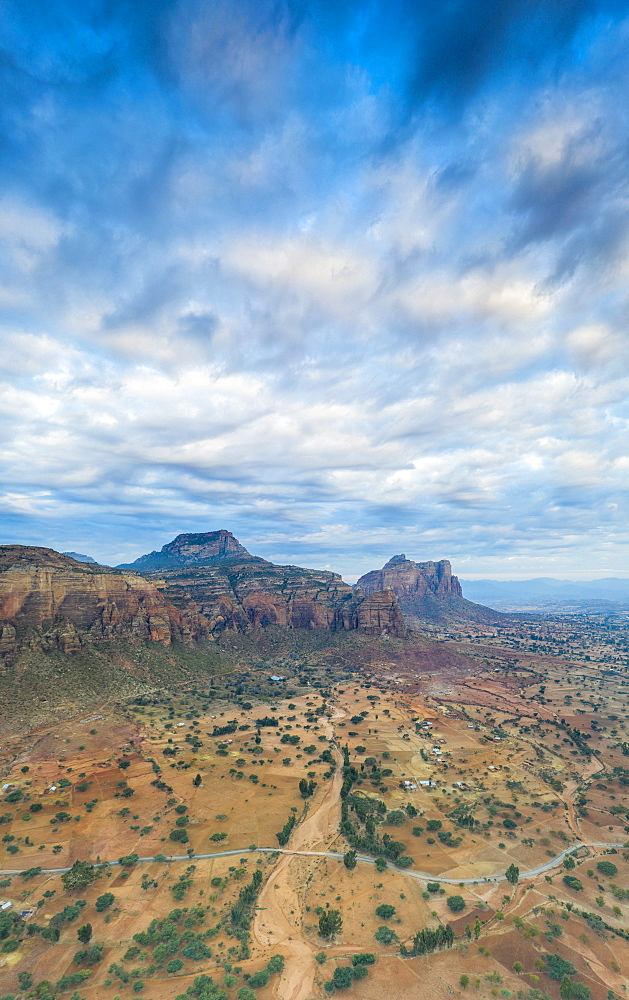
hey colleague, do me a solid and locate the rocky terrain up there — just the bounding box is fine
[0,535,406,664]
[358,553,504,625]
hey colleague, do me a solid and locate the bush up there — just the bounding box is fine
[596,860,618,877]
[248,969,270,988]
[562,876,583,891]
[267,954,285,973]
[386,810,406,826]
[426,819,442,831]
[374,904,396,919]
[446,895,466,913]
[167,959,184,973]
[237,989,256,1000]
[351,953,375,966]
[546,953,576,980]
[169,829,189,843]
[73,945,103,967]
[332,967,354,989]
[95,893,115,912]
[426,882,440,893]
[374,926,397,944]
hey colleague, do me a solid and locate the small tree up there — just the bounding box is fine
[460,974,469,989]
[77,923,92,944]
[343,850,357,872]
[374,857,387,872]
[560,974,574,999]
[318,909,343,939]
[505,863,520,885]
[374,904,396,919]
[564,854,576,870]
[446,895,465,913]
[473,918,481,939]
[62,860,99,892]
[193,774,202,787]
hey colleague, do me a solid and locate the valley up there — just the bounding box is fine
[1,610,628,1000]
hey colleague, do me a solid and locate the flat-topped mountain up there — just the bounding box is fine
[358,553,502,626]
[117,530,253,571]
[358,553,463,599]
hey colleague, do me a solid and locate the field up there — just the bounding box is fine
[1,620,628,1000]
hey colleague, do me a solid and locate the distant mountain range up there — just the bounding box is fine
[461,577,629,609]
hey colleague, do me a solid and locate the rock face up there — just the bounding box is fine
[0,547,191,659]
[0,535,406,659]
[118,530,252,572]
[357,554,501,626]
[358,554,463,601]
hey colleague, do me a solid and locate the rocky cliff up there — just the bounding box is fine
[358,553,463,600]
[357,554,502,626]
[0,547,194,658]
[118,530,253,572]
[0,536,406,659]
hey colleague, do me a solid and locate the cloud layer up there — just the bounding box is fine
[1,1,628,579]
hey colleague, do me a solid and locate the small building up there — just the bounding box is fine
[269,675,285,682]
[0,901,12,911]
[419,780,434,787]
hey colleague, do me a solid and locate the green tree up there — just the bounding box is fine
[318,909,342,939]
[77,923,92,944]
[505,863,520,885]
[374,904,396,919]
[460,974,469,989]
[446,895,465,913]
[564,854,576,869]
[374,858,387,873]
[560,974,574,999]
[343,850,357,872]
[473,918,481,939]
[193,774,202,787]
[94,893,115,912]
[61,860,98,892]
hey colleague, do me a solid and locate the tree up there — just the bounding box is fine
[473,918,481,939]
[343,850,357,872]
[505,864,520,885]
[460,974,469,989]
[464,923,472,940]
[332,966,354,989]
[318,909,342,939]
[513,961,524,974]
[375,857,387,872]
[596,860,618,877]
[193,774,202,787]
[77,923,92,944]
[564,855,576,869]
[560,974,574,999]
[62,860,98,892]
[446,895,465,913]
[375,904,396,919]
[94,893,115,912]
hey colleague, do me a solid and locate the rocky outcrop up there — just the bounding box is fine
[357,554,502,627]
[358,554,462,600]
[0,547,191,659]
[0,537,407,659]
[118,530,253,572]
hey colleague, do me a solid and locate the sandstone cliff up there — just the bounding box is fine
[358,553,463,600]
[0,537,406,659]
[357,553,502,626]
[0,547,191,658]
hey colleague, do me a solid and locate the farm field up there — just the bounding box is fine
[1,622,628,1000]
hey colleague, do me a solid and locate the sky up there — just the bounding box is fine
[1,0,628,581]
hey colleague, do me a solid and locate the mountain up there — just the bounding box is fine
[117,530,253,571]
[0,536,406,663]
[357,554,503,626]
[62,551,97,563]
[123,532,406,638]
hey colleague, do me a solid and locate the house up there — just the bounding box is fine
[0,901,11,911]
[419,780,434,787]
[269,676,285,682]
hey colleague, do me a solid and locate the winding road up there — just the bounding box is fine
[1,839,625,885]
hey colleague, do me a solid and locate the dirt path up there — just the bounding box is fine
[251,705,346,1000]
[562,754,605,838]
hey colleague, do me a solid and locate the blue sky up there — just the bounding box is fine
[1,0,628,580]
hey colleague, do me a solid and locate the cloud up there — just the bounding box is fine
[0,1,628,579]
